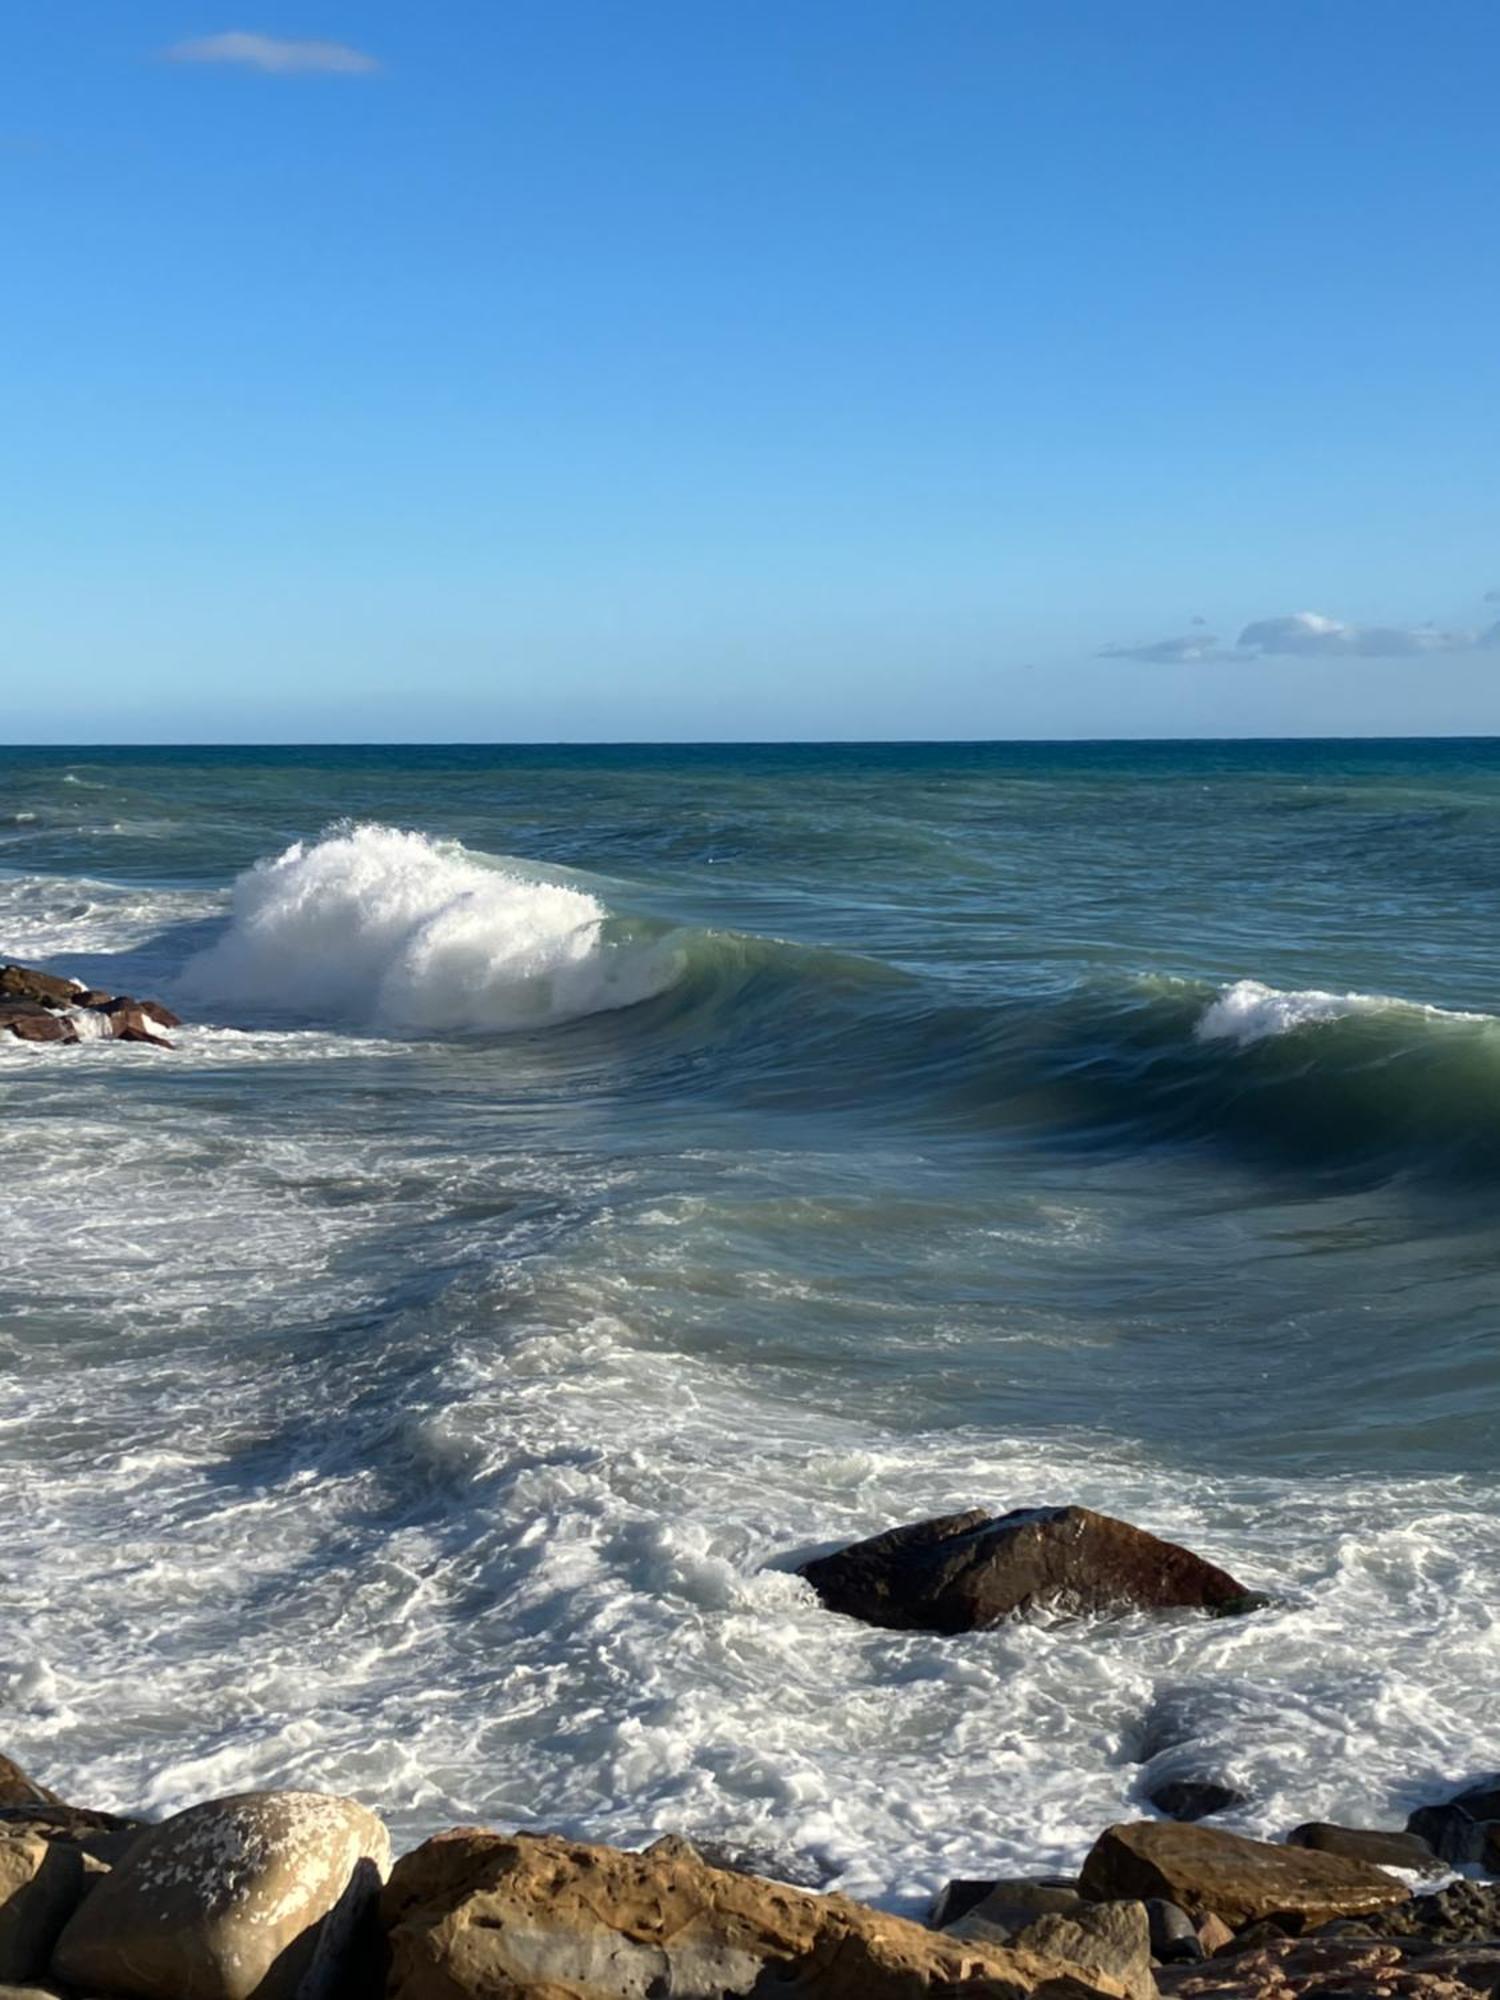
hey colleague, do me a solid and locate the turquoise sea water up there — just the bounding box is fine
[4,740,1499,1903]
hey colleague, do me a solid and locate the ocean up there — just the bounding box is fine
[4,739,1499,1911]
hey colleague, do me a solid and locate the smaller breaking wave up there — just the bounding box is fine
[1196,977,1490,1049]
[181,824,685,1034]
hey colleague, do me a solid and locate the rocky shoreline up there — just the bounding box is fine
[0,962,180,1048]
[5,1745,1500,2000]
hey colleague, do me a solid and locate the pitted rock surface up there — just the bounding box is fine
[51,1789,389,2000]
[382,1827,1134,1998]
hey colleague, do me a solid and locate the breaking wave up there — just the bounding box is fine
[181,824,685,1033]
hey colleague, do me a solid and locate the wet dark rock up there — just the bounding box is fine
[1407,1777,1500,1873]
[686,1839,831,1891]
[1148,1783,1246,1824]
[798,1506,1265,1633]
[1286,1823,1437,1873]
[0,1003,76,1044]
[1385,1878,1500,1946]
[1145,1900,1203,1964]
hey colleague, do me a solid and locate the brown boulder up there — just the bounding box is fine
[797,1508,1264,1633]
[1013,1905,1155,2000]
[0,1767,58,1814]
[0,1005,77,1045]
[0,1839,85,1985]
[52,1789,390,2000]
[1079,1823,1410,1931]
[0,967,77,1009]
[382,1828,1134,1999]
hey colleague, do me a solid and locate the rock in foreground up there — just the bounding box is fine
[382,1828,1135,1999]
[51,1790,389,2000]
[798,1507,1264,1633]
[1079,1821,1410,1931]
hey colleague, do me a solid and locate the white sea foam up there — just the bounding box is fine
[1196,977,1490,1049]
[181,824,681,1033]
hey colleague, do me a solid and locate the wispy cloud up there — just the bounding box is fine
[163,30,379,75]
[1237,611,1500,658]
[1103,605,1500,664]
[1100,632,1233,665]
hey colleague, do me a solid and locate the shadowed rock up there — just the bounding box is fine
[1407,1777,1500,1873]
[798,1507,1265,1633]
[0,1764,59,1814]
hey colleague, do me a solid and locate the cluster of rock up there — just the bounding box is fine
[6,1746,1500,2000]
[0,962,180,1048]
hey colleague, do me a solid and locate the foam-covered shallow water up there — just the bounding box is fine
[5,740,1500,1905]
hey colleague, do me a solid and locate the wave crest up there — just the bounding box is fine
[1196,978,1488,1049]
[182,824,682,1033]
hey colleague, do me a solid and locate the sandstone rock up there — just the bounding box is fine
[0,967,78,1009]
[51,1789,390,2000]
[1013,1903,1156,2000]
[0,1839,85,1984]
[1408,1778,1500,1873]
[797,1507,1264,1633]
[0,1005,76,1045]
[1387,1878,1500,1946]
[1194,1914,1232,1955]
[382,1827,1134,1999]
[945,1881,1086,1942]
[0,1805,145,1867]
[1159,1934,1500,1998]
[1146,1783,1245,1824]
[100,1002,174,1047]
[0,1768,57,1815]
[1078,1823,1410,1931]
[1286,1822,1438,1872]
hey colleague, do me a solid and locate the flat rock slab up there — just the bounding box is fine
[1286,1822,1439,1873]
[798,1506,1264,1633]
[51,1789,390,2000]
[1079,1822,1411,1931]
[382,1828,1135,1999]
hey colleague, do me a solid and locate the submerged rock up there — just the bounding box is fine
[51,1789,390,2000]
[797,1506,1264,1633]
[1146,1782,1246,1824]
[1078,1822,1410,1931]
[0,1004,76,1045]
[382,1827,1136,1998]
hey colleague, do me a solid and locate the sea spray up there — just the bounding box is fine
[181,823,683,1032]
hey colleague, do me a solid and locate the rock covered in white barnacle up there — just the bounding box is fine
[51,1790,389,2000]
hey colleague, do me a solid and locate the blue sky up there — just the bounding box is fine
[5,2,1498,741]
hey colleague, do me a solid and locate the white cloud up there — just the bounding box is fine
[1105,605,1500,665]
[164,30,379,75]
[1237,610,1500,658]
